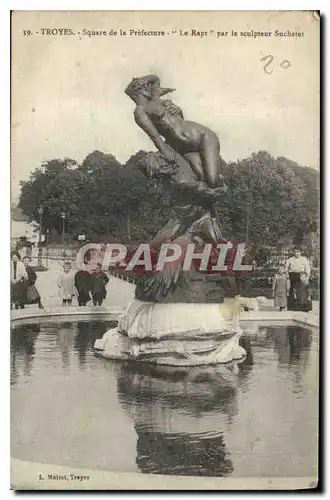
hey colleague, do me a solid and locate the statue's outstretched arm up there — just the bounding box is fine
[134,106,167,155]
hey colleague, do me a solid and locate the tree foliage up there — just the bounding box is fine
[18,149,319,247]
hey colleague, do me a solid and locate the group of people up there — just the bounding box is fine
[11,251,110,309]
[58,262,109,307]
[11,251,44,310]
[272,247,313,312]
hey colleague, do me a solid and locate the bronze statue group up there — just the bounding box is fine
[10,76,314,314]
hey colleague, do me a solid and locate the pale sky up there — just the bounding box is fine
[11,11,319,201]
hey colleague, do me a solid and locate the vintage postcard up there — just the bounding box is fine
[11,10,320,490]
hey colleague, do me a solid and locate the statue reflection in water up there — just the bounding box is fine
[115,361,241,476]
[11,323,40,385]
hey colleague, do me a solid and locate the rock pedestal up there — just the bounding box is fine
[94,300,246,366]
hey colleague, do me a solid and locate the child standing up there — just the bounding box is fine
[90,263,109,306]
[293,272,313,312]
[58,262,76,306]
[272,264,290,311]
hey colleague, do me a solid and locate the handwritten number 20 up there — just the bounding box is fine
[261,55,291,74]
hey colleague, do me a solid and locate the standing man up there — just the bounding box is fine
[286,247,311,310]
[90,263,109,306]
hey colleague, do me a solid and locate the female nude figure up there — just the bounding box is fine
[125,75,225,190]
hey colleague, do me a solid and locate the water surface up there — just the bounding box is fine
[11,319,318,477]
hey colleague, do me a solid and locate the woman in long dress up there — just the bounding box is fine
[11,251,28,309]
[22,256,44,309]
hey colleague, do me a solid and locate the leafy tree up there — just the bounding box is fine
[19,158,80,235]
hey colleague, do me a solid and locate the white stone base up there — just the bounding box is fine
[94,327,245,366]
[94,300,247,366]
